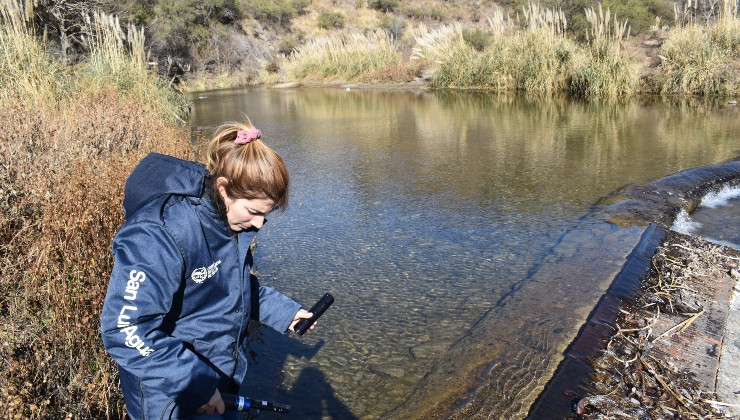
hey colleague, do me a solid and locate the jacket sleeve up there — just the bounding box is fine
[249,274,302,333]
[100,221,220,412]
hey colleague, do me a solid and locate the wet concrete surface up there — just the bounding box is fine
[386,219,648,419]
[526,224,666,418]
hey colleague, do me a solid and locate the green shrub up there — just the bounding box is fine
[600,0,673,34]
[153,0,243,44]
[317,11,346,29]
[378,15,407,39]
[291,0,311,15]
[402,6,427,20]
[369,0,399,13]
[243,0,296,25]
[541,0,671,39]
[429,6,447,22]
[278,37,299,55]
[462,27,492,52]
[266,61,280,73]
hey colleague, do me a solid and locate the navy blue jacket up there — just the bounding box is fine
[101,153,300,414]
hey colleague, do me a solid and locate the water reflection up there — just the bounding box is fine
[188,88,739,418]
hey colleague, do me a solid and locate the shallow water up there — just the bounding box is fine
[187,89,739,419]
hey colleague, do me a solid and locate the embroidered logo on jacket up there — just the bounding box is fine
[191,260,221,283]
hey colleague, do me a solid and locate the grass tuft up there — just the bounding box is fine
[659,0,740,96]
[571,4,637,98]
[286,30,399,80]
[412,6,582,94]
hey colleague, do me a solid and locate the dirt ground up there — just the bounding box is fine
[569,231,740,419]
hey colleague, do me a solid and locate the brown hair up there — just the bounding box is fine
[205,121,289,212]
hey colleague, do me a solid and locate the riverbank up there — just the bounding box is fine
[180,2,740,99]
[252,23,740,102]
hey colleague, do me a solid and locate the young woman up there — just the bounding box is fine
[101,122,312,419]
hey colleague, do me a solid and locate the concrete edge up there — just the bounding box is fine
[526,223,667,418]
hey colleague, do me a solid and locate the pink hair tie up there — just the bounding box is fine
[235,127,261,145]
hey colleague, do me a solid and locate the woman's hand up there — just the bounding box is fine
[288,309,314,333]
[197,388,225,415]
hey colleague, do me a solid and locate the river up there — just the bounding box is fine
[187,88,739,419]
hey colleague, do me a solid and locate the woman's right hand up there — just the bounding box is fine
[197,388,225,415]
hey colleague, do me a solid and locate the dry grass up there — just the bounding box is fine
[0,0,67,105]
[0,91,193,420]
[0,0,187,121]
[0,1,193,418]
[411,4,636,97]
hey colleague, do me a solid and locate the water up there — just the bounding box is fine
[672,184,740,250]
[186,89,740,419]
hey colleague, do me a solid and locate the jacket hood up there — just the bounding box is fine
[123,153,208,218]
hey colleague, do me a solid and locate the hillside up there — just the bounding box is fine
[18,0,735,95]
[171,0,677,91]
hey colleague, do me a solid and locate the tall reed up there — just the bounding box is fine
[659,0,740,96]
[286,30,399,80]
[570,4,636,98]
[0,0,67,105]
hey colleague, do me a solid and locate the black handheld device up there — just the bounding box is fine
[221,393,291,413]
[294,293,334,335]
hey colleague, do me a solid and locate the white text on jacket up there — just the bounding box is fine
[116,270,155,357]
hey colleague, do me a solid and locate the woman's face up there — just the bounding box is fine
[217,177,274,232]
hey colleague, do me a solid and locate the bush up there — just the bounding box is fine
[570,5,637,97]
[243,0,296,25]
[368,0,399,13]
[0,94,191,419]
[415,5,580,93]
[541,0,672,39]
[402,6,427,20]
[658,13,740,96]
[316,11,346,29]
[378,15,407,39]
[462,27,492,52]
[152,0,243,45]
[266,61,280,73]
[291,0,310,15]
[287,31,400,80]
[357,60,424,83]
[278,37,299,55]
